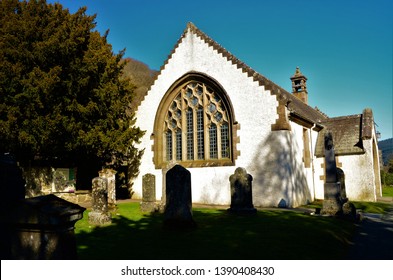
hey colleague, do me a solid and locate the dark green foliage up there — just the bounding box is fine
[379,138,393,166]
[381,159,393,186]
[0,0,144,168]
[381,170,393,186]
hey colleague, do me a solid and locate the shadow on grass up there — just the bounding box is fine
[347,218,393,260]
[75,203,355,260]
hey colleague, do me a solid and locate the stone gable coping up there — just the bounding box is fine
[142,22,328,125]
[361,108,373,140]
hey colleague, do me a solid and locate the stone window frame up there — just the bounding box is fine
[153,72,239,169]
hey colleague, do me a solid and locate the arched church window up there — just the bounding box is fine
[163,81,232,167]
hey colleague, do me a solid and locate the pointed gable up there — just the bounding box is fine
[142,22,328,125]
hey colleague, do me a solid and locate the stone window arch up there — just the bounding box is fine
[153,72,238,168]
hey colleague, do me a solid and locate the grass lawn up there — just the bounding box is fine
[383,186,393,197]
[75,202,354,260]
[303,199,392,214]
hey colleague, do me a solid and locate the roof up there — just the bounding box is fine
[315,109,375,157]
[147,22,328,124]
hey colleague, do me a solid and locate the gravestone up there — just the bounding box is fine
[160,161,178,212]
[164,165,196,229]
[337,168,357,220]
[336,168,348,203]
[8,194,85,259]
[228,167,257,214]
[141,173,157,212]
[88,177,111,225]
[321,132,343,216]
[99,169,117,210]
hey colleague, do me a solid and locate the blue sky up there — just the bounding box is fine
[52,0,392,140]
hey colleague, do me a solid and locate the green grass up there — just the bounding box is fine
[383,186,393,197]
[75,202,355,260]
[352,201,392,214]
[302,199,392,214]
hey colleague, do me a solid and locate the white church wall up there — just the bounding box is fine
[250,123,313,208]
[311,129,325,200]
[337,140,377,202]
[291,122,314,206]
[134,29,280,205]
[313,137,379,202]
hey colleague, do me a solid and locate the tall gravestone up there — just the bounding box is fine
[99,169,116,210]
[321,132,343,215]
[141,173,157,212]
[164,165,196,229]
[228,167,257,214]
[88,177,111,225]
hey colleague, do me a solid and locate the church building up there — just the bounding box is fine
[133,23,382,208]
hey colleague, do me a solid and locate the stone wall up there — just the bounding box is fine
[22,167,77,198]
[20,166,91,206]
[55,190,92,206]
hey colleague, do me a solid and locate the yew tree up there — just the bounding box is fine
[0,0,144,169]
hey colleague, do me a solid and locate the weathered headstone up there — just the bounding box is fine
[8,194,85,259]
[141,173,157,212]
[164,165,196,229]
[321,132,343,215]
[342,201,357,220]
[160,161,178,212]
[99,169,117,210]
[337,168,348,203]
[338,168,357,220]
[228,167,257,214]
[88,177,111,225]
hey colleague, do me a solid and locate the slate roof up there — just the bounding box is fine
[148,22,328,124]
[314,110,375,157]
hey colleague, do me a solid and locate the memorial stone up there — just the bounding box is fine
[228,167,257,214]
[88,177,111,225]
[164,165,196,229]
[8,194,85,259]
[337,168,348,203]
[321,132,343,215]
[141,173,157,212]
[99,169,117,210]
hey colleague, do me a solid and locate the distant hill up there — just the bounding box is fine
[379,138,393,165]
[121,58,158,110]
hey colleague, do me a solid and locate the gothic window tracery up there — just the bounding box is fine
[163,81,231,165]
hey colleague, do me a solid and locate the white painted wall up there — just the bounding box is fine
[313,132,381,202]
[134,28,319,207]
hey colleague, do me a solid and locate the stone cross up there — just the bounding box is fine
[163,165,196,229]
[324,132,338,183]
[321,131,343,215]
[141,173,157,212]
[228,167,256,214]
[88,177,111,225]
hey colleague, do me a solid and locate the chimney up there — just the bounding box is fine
[290,66,308,104]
